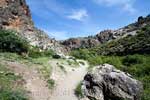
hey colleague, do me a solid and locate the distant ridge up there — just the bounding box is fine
[61,15,150,50]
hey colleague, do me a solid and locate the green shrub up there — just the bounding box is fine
[70,49,93,60]
[47,79,55,89]
[52,54,61,59]
[0,63,28,100]
[44,49,55,56]
[122,55,143,66]
[0,63,22,88]
[28,46,43,58]
[75,82,84,98]
[79,61,85,65]
[0,30,29,54]
[58,64,66,73]
[0,89,28,100]
[89,98,97,100]
[0,30,55,58]
[29,46,54,58]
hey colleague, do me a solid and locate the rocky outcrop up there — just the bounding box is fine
[0,0,32,30]
[82,64,143,100]
[0,0,66,53]
[61,15,150,50]
[62,37,100,50]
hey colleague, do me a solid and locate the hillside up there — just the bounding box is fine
[0,0,150,100]
[62,15,150,50]
[0,0,66,54]
[70,25,150,100]
[90,25,150,56]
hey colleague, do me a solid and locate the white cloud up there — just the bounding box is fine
[27,0,89,22]
[67,9,88,21]
[123,3,136,14]
[93,0,136,13]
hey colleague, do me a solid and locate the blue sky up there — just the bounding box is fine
[26,0,150,40]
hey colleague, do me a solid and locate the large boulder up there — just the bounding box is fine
[82,64,143,100]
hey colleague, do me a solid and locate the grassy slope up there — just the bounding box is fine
[71,26,150,100]
[92,25,150,55]
[0,52,55,99]
[0,62,28,100]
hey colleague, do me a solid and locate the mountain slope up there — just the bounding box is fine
[70,25,150,100]
[62,15,150,50]
[92,25,150,56]
[0,0,66,53]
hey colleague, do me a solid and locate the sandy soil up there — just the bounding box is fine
[6,62,51,100]
[50,60,88,100]
[4,59,88,100]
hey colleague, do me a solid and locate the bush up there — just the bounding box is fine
[0,30,29,54]
[47,79,55,89]
[29,46,54,58]
[79,61,85,65]
[70,49,93,60]
[122,55,143,66]
[58,64,66,73]
[75,82,84,98]
[0,89,28,100]
[52,54,61,59]
[0,30,55,58]
[0,63,28,100]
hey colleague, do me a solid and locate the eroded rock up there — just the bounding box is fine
[82,64,143,100]
[0,0,67,54]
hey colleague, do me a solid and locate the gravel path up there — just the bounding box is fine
[50,60,88,100]
[6,62,51,100]
[5,59,88,100]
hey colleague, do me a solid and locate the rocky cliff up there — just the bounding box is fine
[0,0,66,53]
[62,15,150,50]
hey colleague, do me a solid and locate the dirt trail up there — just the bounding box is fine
[6,62,51,100]
[50,60,88,100]
[4,59,88,100]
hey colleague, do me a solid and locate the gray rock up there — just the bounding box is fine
[82,64,143,100]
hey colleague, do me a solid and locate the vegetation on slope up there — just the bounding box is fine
[71,25,150,100]
[0,52,55,88]
[0,30,29,54]
[71,25,150,57]
[75,82,84,98]
[28,46,55,58]
[0,29,58,99]
[92,25,150,56]
[0,29,55,58]
[0,63,28,100]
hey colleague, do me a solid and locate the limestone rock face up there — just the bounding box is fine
[0,0,33,31]
[0,0,66,53]
[82,64,143,100]
[62,37,100,50]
